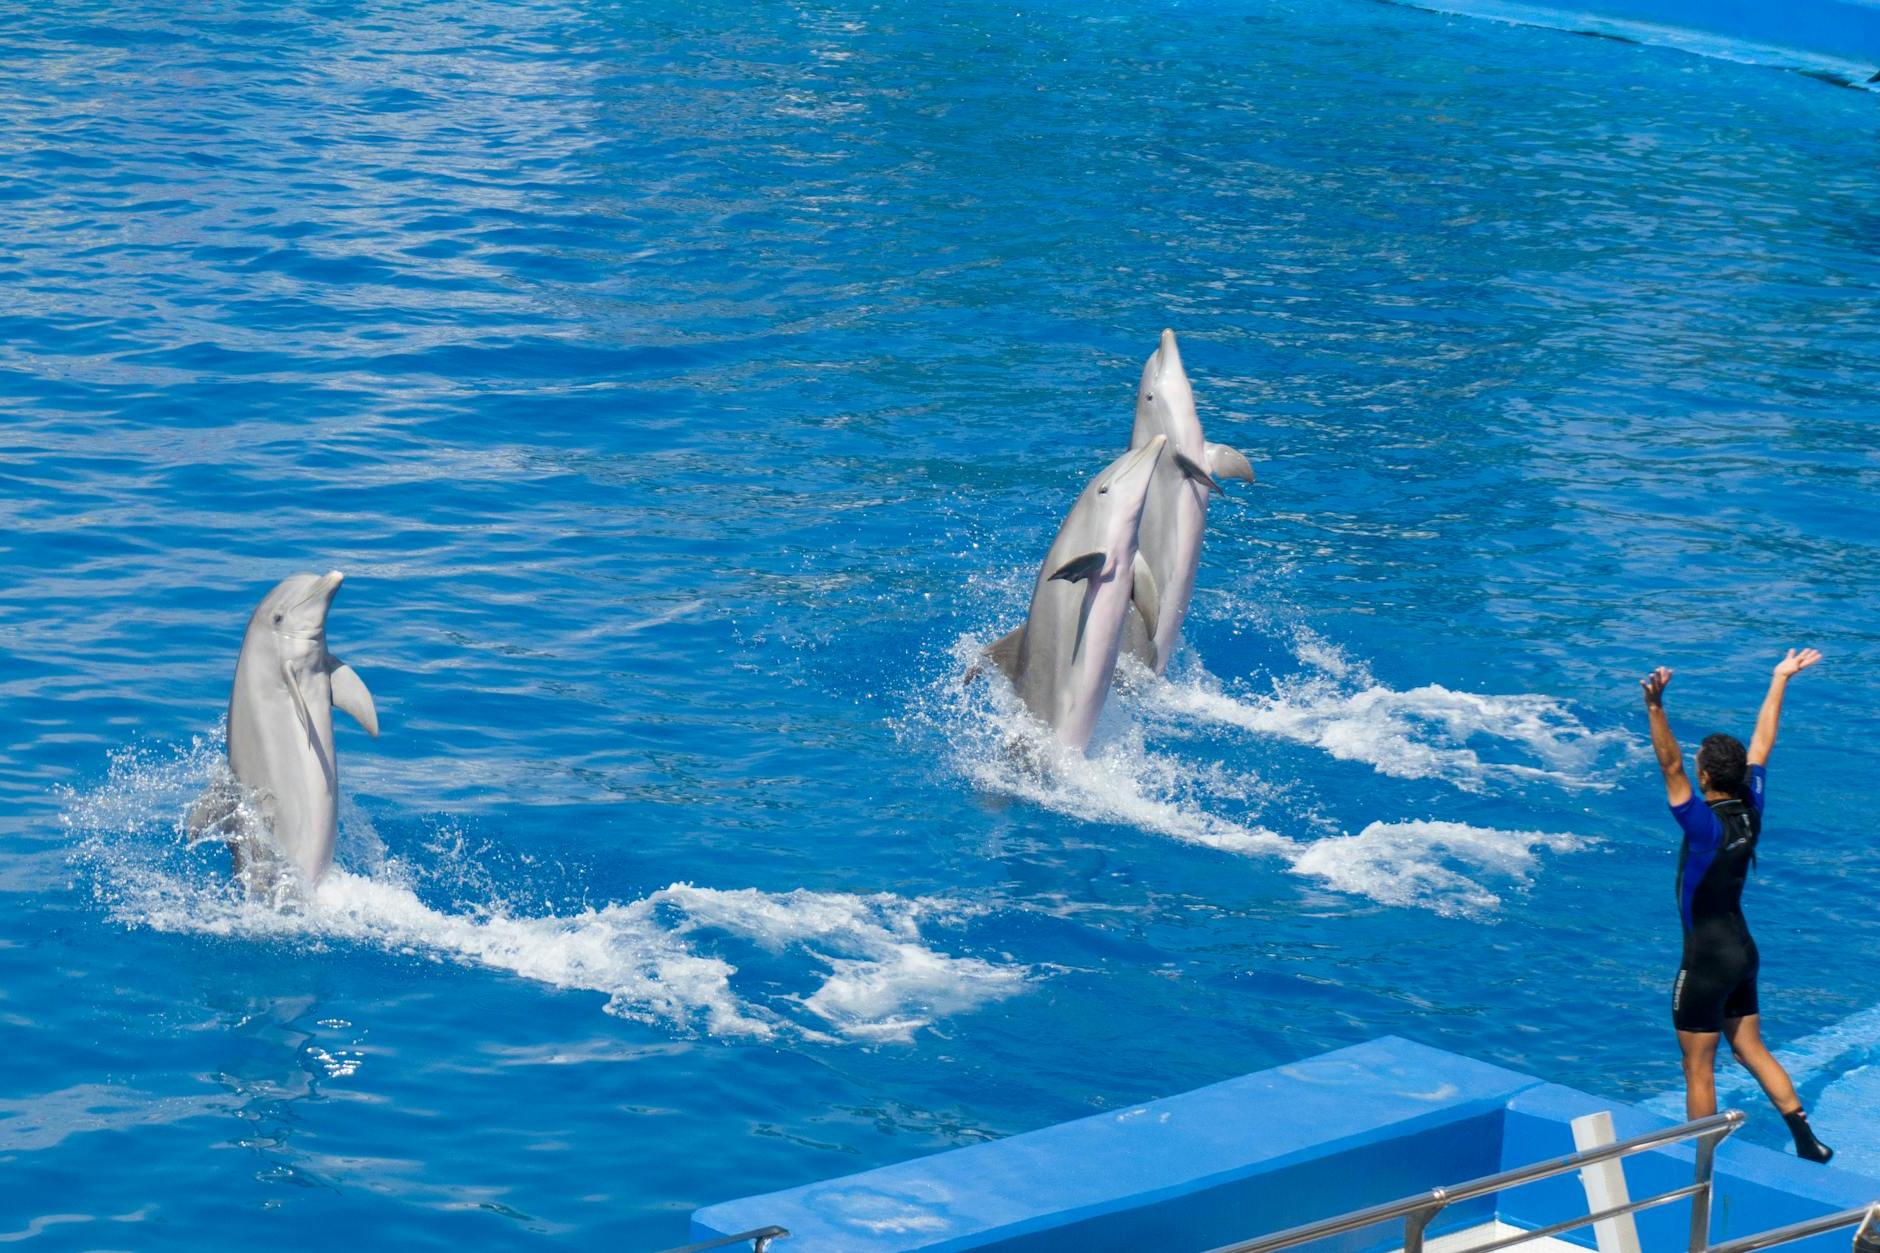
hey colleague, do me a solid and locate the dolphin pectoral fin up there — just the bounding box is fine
[984,628,1024,684]
[329,659,379,737]
[1204,442,1255,484]
[281,662,317,742]
[1172,451,1223,496]
[281,661,335,786]
[1049,551,1107,584]
[1131,555,1160,645]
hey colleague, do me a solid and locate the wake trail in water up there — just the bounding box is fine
[920,637,1588,918]
[61,738,1026,1044]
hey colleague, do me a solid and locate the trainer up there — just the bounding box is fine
[1640,648,1832,1163]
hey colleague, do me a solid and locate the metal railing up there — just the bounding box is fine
[1709,1203,1880,1253]
[653,1224,789,1253]
[663,1125,1878,1253]
[1205,1110,1745,1253]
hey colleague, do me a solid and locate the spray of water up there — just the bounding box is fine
[60,737,1027,1044]
[916,623,1600,918]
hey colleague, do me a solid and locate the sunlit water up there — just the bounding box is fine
[4,0,1878,1247]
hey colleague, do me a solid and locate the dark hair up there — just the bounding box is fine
[1697,733,1748,796]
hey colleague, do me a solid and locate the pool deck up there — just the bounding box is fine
[689,1037,1879,1253]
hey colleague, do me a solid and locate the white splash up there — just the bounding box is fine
[1150,631,1632,792]
[927,636,1587,918]
[62,739,1026,1044]
[1289,820,1586,916]
[943,638,1295,859]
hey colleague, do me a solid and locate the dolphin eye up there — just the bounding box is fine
[272,613,283,624]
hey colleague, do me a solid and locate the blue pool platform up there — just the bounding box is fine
[689,1038,1877,1252]
[1567,0,1880,63]
[1404,0,1880,78]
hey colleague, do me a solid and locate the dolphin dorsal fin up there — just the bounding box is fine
[985,627,1024,684]
[329,658,380,737]
[1130,555,1160,645]
[1048,552,1107,584]
[1171,452,1222,495]
[1204,442,1254,484]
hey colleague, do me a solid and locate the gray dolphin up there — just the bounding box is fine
[1120,330,1254,676]
[189,571,378,892]
[984,435,1167,751]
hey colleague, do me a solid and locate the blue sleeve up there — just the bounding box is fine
[1747,764,1765,815]
[1672,795,1723,853]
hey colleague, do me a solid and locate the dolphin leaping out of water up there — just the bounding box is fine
[1120,329,1254,676]
[983,435,1167,751]
[189,571,378,894]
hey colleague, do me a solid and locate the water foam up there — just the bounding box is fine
[62,739,1026,1044]
[924,637,1587,917]
[1290,821,1586,915]
[1150,631,1632,792]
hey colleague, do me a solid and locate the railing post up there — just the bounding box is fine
[1852,1204,1880,1253]
[1688,1131,1722,1253]
[1405,1190,1448,1253]
[1573,1111,1643,1253]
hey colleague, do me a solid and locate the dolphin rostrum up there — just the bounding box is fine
[1120,330,1254,676]
[189,571,378,893]
[984,435,1167,751]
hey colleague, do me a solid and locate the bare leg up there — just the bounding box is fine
[1678,1030,1721,1120]
[1723,1014,1801,1115]
[1725,1015,1834,1163]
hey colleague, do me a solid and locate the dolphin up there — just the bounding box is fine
[1120,330,1254,676]
[189,571,378,893]
[984,435,1167,751]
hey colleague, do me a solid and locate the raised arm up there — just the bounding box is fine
[1640,666,1692,807]
[1748,647,1822,767]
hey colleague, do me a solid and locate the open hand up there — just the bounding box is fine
[1640,666,1673,707]
[1774,648,1823,679]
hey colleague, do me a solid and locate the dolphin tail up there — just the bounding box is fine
[984,627,1024,684]
[185,776,240,846]
[1204,442,1255,484]
[328,657,379,737]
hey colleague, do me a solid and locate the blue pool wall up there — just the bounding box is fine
[1545,0,1880,63]
[1499,1084,1876,1253]
[690,1037,1878,1253]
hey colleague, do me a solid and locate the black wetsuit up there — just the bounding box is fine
[1670,765,1764,1033]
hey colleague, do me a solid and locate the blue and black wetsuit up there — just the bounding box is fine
[1671,765,1765,1033]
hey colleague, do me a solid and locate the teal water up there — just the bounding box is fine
[4,0,1879,1247]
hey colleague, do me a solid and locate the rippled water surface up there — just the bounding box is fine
[4,0,1879,1247]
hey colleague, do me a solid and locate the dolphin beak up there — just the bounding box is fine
[1156,328,1182,377]
[298,570,345,613]
[1125,433,1167,484]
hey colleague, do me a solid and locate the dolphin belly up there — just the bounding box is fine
[1132,463,1209,676]
[228,684,340,887]
[997,438,1166,751]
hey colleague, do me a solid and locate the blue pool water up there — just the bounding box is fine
[4,0,1878,1247]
